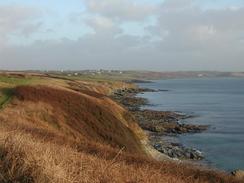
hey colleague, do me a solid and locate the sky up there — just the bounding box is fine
[0,0,244,71]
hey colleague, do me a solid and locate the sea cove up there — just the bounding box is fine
[138,78,244,171]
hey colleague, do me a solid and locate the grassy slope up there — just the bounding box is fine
[48,71,141,82]
[0,73,70,108]
[0,88,13,109]
[0,75,34,108]
[0,73,241,183]
[14,85,144,153]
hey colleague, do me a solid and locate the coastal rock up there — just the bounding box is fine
[153,140,204,160]
[158,89,170,92]
[135,110,208,134]
[112,86,208,161]
[232,170,244,180]
[126,79,153,83]
[113,87,157,96]
[112,88,152,111]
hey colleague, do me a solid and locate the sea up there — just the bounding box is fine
[137,77,244,171]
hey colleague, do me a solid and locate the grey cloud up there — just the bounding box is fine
[84,0,157,21]
[85,15,122,35]
[0,5,41,47]
[74,0,158,36]
[162,0,194,11]
[153,2,244,53]
[0,1,244,71]
[0,34,146,70]
[1,28,244,71]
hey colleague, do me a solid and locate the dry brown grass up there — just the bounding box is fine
[0,128,240,183]
[14,85,145,153]
[0,84,241,183]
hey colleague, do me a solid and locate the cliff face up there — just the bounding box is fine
[13,85,145,153]
[0,82,149,182]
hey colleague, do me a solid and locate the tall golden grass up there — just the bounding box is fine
[0,128,240,183]
[0,85,241,183]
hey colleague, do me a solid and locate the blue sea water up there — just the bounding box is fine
[138,78,244,171]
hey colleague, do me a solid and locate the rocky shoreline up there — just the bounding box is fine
[112,87,208,161]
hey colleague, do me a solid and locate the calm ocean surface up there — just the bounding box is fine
[138,78,244,171]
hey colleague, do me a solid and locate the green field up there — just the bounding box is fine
[49,71,148,83]
[0,75,36,86]
[0,75,39,109]
[0,88,14,109]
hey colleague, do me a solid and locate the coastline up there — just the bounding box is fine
[111,84,209,161]
[130,78,244,172]
[1,73,243,182]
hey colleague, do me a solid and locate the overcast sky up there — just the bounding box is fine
[0,0,244,71]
